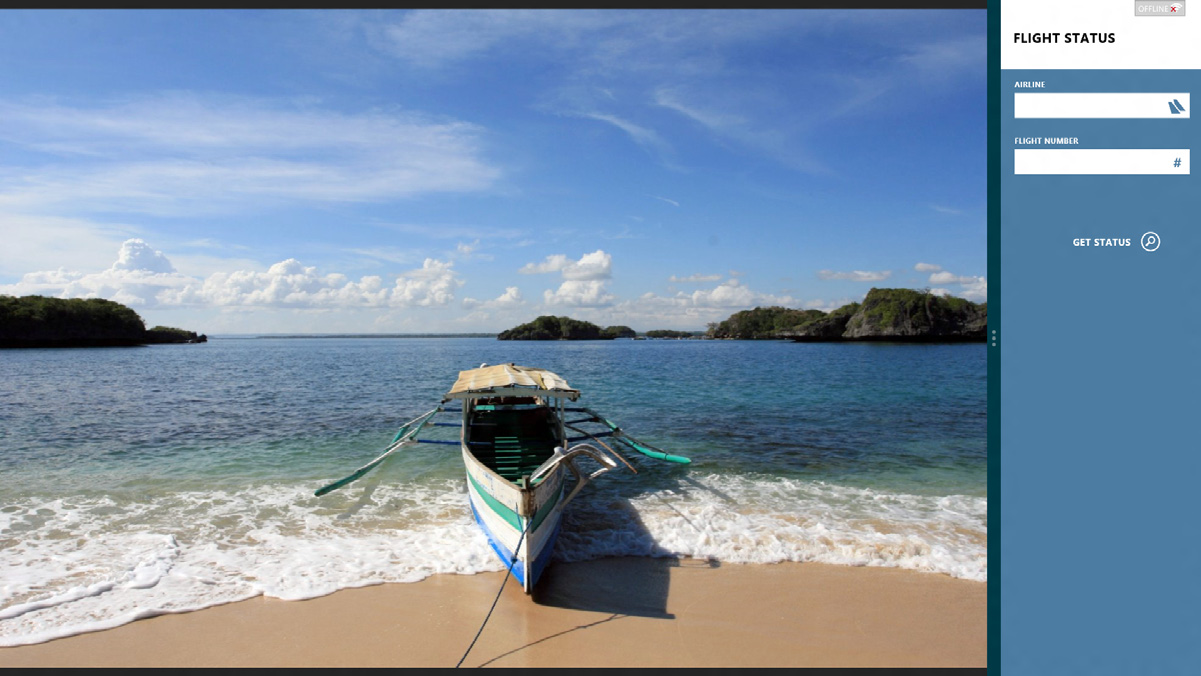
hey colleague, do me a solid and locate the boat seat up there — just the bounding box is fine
[467,407,559,482]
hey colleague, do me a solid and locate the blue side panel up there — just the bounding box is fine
[468,496,527,588]
[524,517,562,589]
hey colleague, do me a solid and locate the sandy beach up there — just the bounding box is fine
[0,557,985,668]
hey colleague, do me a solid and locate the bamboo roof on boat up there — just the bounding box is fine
[444,363,580,400]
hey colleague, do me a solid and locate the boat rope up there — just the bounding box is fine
[455,519,533,668]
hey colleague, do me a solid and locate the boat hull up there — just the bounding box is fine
[462,445,566,592]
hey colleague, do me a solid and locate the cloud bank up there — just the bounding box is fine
[920,264,987,301]
[816,269,892,282]
[519,250,616,307]
[0,239,463,310]
[0,94,500,217]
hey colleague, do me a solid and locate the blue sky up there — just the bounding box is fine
[0,9,985,333]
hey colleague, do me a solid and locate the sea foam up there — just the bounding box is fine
[0,474,985,647]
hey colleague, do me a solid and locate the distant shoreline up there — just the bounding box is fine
[236,333,499,341]
[202,334,986,343]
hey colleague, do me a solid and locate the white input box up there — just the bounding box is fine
[1014,149,1190,174]
[1014,92,1190,118]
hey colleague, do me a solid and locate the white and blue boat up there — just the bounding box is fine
[316,362,689,592]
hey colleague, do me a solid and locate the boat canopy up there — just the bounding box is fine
[443,363,580,401]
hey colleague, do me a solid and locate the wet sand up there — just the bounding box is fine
[0,557,986,668]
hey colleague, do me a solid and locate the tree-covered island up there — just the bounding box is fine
[645,330,699,339]
[496,289,983,343]
[1,295,207,348]
[707,288,986,342]
[497,315,633,340]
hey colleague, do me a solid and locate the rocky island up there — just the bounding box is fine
[708,288,986,342]
[645,330,698,339]
[497,315,633,340]
[0,295,207,348]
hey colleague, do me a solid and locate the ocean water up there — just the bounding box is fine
[0,337,986,646]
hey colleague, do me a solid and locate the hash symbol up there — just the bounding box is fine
[1174,157,1182,168]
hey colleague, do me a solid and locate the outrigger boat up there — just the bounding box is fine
[316,363,689,592]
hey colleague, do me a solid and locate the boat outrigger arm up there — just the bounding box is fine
[564,407,692,464]
[315,404,689,498]
[529,442,621,509]
[313,407,442,497]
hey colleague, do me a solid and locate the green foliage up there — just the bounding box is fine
[645,330,695,339]
[828,302,861,318]
[1,295,204,347]
[497,315,613,340]
[705,289,985,341]
[855,288,983,332]
[844,288,987,340]
[1,295,146,345]
[602,325,637,339]
[145,326,205,343]
[706,306,827,340]
[860,288,931,328]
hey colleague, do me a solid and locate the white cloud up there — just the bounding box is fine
[581,111,672,158]
[370,10,982,176]
[669,273,722,283]
[925,269,986,302]
[816,269,892,282]
[1,239,196,306]
[0,239,463,310]
[915,262,942,272]
[958,277,987,302]
[463,286,523,310]
[519,254,571,275]
[0,94,500,216]
[669,278,795,309]
[375,222,527,241]
[372,10,843,74]
[801,297,862,313]
[520,250,615,306]
[928,271,977,284]
[654,87,748,131]
[374,10,624,67]
[450,239,493,262]
[688,279,761,307]
[389,258,463,307]
[562,250,612,281]
[543,279,615,307]
[532,84,681,168]
[566,277,798,330]
[895,34,987,83]
[14,268,83,287]
[653,86,828,173]
[0,213,136,277]
[473,273,811,332]
[345,246,422,266]
[520,250,612,281]
[111,239,175,273]
[163,259,384,308]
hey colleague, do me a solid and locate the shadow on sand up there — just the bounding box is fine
[472,455,732,666]
[470,494,720,667]
[462,458,747,667]
[533,555,706,620]
[528,474,723,619]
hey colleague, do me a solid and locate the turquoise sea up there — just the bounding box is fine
[0,337,986,646]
